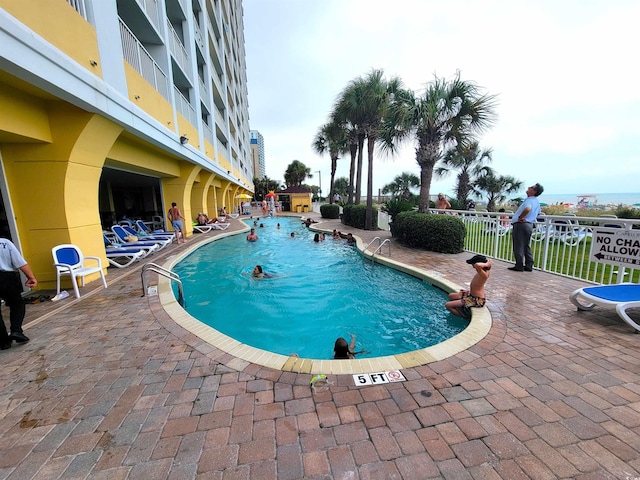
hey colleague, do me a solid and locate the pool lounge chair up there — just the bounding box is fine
[570,283,640,332]
[134,220,174,237]
[192,224,213,233]
[121,225,174,244]
[111,225,172,250]
[103,234,157,267]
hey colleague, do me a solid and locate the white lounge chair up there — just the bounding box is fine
[570,283,640,332]
[193,224,213,233]
[52,244,107,299]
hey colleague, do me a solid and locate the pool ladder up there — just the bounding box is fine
[141,263,185,307]
[363,237,391,264]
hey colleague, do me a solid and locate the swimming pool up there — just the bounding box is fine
[172,216,469,359]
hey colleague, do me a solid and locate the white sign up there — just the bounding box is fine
[590,228,640,267]
[352,370,406,386]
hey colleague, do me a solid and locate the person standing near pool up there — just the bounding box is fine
[509,182,544,272]
[246,228,258,241]
[168,202,185,244]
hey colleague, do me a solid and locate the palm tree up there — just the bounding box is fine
[252,176,281,201]
[333,69,401,229]
[474,172,522,211]
[382,172,420,201]
[312,122,349,204]
[436,141,494,204]
[383,72,498,212]
[284,160,312,187]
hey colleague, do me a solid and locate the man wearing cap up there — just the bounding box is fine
[509,183,544,272]
[0,238,37,349]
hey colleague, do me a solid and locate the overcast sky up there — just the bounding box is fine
[242,0,640,199]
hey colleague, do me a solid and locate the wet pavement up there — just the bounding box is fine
[1,210,639,479]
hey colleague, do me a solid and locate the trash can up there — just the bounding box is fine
[303,205,309,213]
[296,205,302,213]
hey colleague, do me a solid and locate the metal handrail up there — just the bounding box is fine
[141,263,185,307]
[363,237,391,264]
[371,239,391,263]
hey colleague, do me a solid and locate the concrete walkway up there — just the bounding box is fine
[1,211,639,479]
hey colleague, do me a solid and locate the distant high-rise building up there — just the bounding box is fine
[250,130,266,179]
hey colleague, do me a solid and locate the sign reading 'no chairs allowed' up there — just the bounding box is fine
[590,228,640,267]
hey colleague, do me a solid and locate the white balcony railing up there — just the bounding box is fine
[173,86,196,126]
[119,18,169,100]
[193,14,205,51]
[66,0,87,19]
[202,121,214,146]
[451,210,640,285]
[166,19,191,81]
[134,0,160,32]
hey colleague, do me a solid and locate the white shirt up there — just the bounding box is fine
[0,238,27,272]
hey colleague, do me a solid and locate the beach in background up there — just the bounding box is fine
[540,192,640,208]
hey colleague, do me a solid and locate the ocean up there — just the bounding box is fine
[540,192,640,207]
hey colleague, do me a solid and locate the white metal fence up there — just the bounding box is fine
[454,210,640,285]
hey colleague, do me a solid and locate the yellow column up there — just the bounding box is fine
[162,162,202,237]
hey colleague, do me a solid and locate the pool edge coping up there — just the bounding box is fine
[157,226,492,375]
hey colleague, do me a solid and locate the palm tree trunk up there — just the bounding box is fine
[348,144,357,204]
[355,133,365,204]
[329,155,337,204]
[365,137,375,230]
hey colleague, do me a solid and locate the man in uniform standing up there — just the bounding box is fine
[0,238,37,349]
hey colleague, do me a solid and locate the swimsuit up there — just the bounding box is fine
[460,290,486,318]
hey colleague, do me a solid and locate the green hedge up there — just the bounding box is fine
[391,211,465,253]
[341,204,378,229]
[320,203,340,219]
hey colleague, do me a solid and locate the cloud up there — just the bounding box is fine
[244,0,640,198]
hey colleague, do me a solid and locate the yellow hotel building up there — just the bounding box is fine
[0,0,253,290]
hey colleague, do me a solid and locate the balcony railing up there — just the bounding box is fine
[134,0,160,32]
[66,0,87,19]
[193,14,205,52]
[166,19,191,81]
[119,18,169,100]
[173,86,196,126]
[453,210,640,285]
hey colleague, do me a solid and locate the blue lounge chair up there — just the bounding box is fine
[121,225,175,244]
[103,234,157,267]
[135,220,174,237]
[570,283,640,332]
[111,225,172,250]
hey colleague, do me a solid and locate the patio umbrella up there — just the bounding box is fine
[235,194,252,199]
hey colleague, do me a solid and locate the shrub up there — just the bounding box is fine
[341,204,378,229]
[320,203,340,219]
[449,198,466,211]
[391,211,465,254]
[380,200,414,222]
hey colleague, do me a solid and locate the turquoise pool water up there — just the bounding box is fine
[173,216,468,359]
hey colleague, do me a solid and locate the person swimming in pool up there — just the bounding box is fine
[246,228,258,241]
[333,333,368,359]
[251,265,273,279]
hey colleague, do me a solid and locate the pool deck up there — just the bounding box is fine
[2,210,640,479]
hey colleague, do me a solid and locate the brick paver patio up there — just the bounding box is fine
[1,211,639,479]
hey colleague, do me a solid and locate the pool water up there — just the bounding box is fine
[173,216,468,359]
